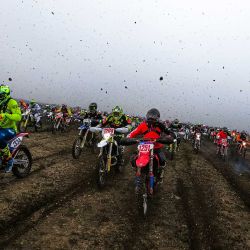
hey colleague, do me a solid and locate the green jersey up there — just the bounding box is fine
[0,98,22,132]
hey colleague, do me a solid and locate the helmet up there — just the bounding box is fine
[30,99,36,105]
[0,85,11,105]
[146,108,160,122]
[222,127,227,132]
[112,106,123,117]
[20,99,25,105]
[89,102,97,113]
[173,118,179,124]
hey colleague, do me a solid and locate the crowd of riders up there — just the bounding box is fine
[0,84,249,178]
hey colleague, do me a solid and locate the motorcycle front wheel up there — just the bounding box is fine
[96,157,107,189]
[135,173,147,217]
[72,138,83,159]
[12,145,32,178]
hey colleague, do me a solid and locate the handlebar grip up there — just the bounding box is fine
[120,138,137,146]
[157,138,174,144]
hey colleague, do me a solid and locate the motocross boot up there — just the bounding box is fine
[117,146,125,166]
[158,163,166,184]
[2,146,14,173]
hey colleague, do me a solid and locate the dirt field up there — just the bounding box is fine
[0,132,249,250]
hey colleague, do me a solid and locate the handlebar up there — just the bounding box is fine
[120,137,174,146]
[89,127,129,134]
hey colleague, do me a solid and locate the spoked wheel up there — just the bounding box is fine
[222,147,228,162]
[51,123,57,134]
[135,173,147,217]
[96,157,107,189]
[12,145,32,178]
[72,138,83,159]
[90,136,99,154]
[243,149,247,158]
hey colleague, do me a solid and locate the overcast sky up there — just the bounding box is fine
[0,0,249,131]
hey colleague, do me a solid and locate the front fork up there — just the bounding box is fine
[24,114,30,128]
[55,118,61,129]
[80,129,89,148]
[106,142,113,172]
[149,150,154,194]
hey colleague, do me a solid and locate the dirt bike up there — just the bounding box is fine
[120,137,173,216]
[0,133,32,177]
[237,140,247,158]
[166,130,179,160]
[90,127,129,188]
[183,128,190,142]
[216,138,228,161]
[19,109,42,132]
[193,132,201,154]
[72,118,98,159]
[51,113,70,134]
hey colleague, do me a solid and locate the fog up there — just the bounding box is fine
[0,0,249,131]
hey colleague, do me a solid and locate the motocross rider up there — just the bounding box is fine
[0,85,22,172]
[216,127,228,154]
[191,124,202,144]
[20,99,28,112]
[101,106,131,165]
[127,108,174,183]
[59,104,72,124]
[83,103,103,126]
[29,99,42,128]
[169,118,182,149]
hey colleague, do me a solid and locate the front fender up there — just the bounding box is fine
[98,140,108,148]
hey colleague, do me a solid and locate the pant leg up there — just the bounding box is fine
[0,129,16,160]
[34,113,41,123]
[0,129,16,149]
[155,148,167,166]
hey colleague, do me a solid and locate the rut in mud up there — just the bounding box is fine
[0,133,249,249]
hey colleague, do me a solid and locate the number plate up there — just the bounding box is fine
[138,144,151,152]
[103,128,115,135]
[196,133,201,139]
[10,137,22,149]
[83,119,91,123]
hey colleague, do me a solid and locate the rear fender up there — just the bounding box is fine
[9,133,29,153]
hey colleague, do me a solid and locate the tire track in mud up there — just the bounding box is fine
[176,143,250,250]
[0,133,98,246]
[201,140,250,209]
[1,135,249,249]
[4,149,189,250]
[0,144,72,188]
[175,149,221,249]
[0,169,97,248]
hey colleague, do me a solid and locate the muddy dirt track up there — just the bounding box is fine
[0,132,249,250]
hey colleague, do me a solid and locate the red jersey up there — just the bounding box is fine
[217,131,227,139]
[128,121,168,149]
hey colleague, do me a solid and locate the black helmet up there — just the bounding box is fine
[146,108,160,122]
[222,127,228,132]
[89,102,97,112]
[173,118,179,124]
